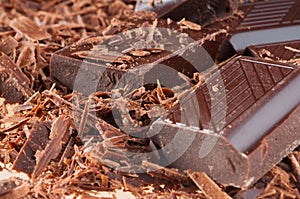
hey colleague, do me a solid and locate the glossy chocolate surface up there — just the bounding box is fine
[149,56,300,187]
[166,56,299,152]
[228,0,300,52]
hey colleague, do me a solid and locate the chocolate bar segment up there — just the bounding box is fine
[219,0,300,57]
[50,18,227,93]
[245,40,300,65]
[135,0,238,26]
[148,56,300,187]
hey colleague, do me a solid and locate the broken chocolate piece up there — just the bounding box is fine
[14,114,74,178]
[135,0,238,26]
[0,52,35,103]
[219,0,300,57]
[13,121,51,174]
[50,18,228,94]
[245,40,300,65]
[33,115,72,178]
[148,56,300,187]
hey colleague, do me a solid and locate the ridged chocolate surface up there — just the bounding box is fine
[246,40,300,61]
[237,0,300,30]
[226,0,300,52]
[168,56,299,152]
[150,56,300,187]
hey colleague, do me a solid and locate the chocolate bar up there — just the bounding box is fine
[50,17,227,93]
[135,0,238,25]
[48,0,300,190]
[148,56,300,187]
[245,40,300,65]
[219,0,300,57]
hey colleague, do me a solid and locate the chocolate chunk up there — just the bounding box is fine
[0,52,35,104]
[148,56,300,187]
[245,40,300,65]
[13,116,73,178]
[135,0,238,26]
[50,18,228,94]
[219,0,300,57]
[32,116,72,178]
[13,121,51,174]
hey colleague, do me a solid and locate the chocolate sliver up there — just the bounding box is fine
[0,52,34,103]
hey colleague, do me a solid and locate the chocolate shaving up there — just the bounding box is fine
[141,160,191,184]
[285,46,300,53]
[187,170,232,199]
[72,50,133,63]
[32,115,72,178]
[177,18,202,31]
[128,50,151,57]
[10,16,51,41]
[0,178,29,199]
[0,36,18,56]
[0,52,34,103]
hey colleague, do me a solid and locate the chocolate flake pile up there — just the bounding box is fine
[0,0,300,198]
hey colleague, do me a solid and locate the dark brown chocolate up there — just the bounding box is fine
[148,56,300,187]
[32,116,72,178]
[0,52,34,104]
[13,116,73,178]
[135,0,238,26]
[245,40,300,65]
[50,18,227,93]
[13,121,51,174]
[219,0,300,57]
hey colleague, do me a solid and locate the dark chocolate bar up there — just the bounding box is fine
[50,18,227,93]
[219,0,300,56]
[148,56,300,187]
[135,0,238,26]
[245,40,300,65]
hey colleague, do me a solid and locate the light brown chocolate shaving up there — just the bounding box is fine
[187,170,232,199]
[32,115,72,178]
[0,52,35,100]
[10,16,51,41]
